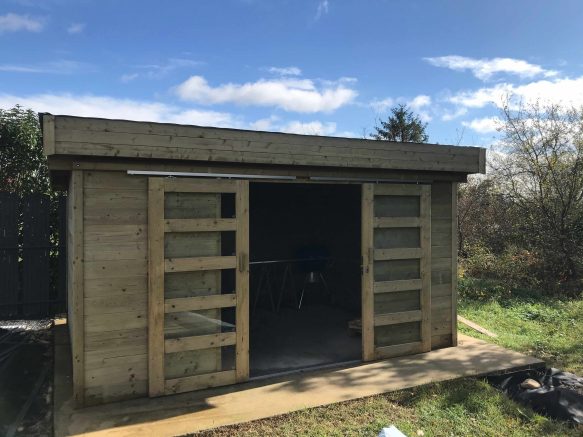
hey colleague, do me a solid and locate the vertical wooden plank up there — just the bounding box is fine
[235,180,250,382]
[451,182,459,346]
[42,113,56,156]
[0,192,19,317]
[57,195,68,314]
[420,185,432,352]
[148,178,165,396]
[70,171,84,406]
[361,184,375,361]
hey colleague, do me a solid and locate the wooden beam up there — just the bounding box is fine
[235,180,250,382]
[374,248,422,261]
[420,185,432,352]
[165,256,236,273]
[64,158,470,182]
[374,217,420,228]
[148,177,165,397]
[164,294,236,313]
[42,113,56,156]
[361,184,375,362]
[165,332,237,353]
[164,218,236,233]
[165,370,237,395]
[69,170,84,406]
[374,310,422,327]
[457,316,497,338]
[451,182,459,346]
[374,279,422,294]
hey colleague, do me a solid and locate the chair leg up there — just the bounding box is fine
[298,274,309,310]
[252,266,266,315]
[319,272,333,303]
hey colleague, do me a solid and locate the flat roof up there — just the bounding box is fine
[41,113,486,174]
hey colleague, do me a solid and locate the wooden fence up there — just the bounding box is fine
[0,192,67,319]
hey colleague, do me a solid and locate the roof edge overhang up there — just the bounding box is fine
[40,113,486,177]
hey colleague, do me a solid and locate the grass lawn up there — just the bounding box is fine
[197,378,577,436]
[458,277,583,374]
[193,278,582,436]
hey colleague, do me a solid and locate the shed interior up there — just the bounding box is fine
[248,182,362,376]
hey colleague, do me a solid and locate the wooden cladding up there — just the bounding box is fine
[147,177,249,398]
[361,183,431,362]
[45,114,485,174]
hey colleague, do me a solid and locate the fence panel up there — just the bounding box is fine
[0,193,19,317]
[0,192,66,319]
[22,194,51,316]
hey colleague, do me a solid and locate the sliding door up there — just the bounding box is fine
[148,178,249,396]
[361,183,431,360]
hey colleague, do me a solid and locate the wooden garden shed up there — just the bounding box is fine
[41,113,486,407]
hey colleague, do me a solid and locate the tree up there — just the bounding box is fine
[0,105,49,194]
[493,100,583,290]
[371,104,429,143]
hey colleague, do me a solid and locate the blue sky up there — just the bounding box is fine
[1,0,583,146]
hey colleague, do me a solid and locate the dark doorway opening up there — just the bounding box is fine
[249,182,362,377]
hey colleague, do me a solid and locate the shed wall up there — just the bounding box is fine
[76,170,456,405]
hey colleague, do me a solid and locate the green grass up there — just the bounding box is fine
[458,277,583,374]
[191,278,582,436]
[196,378,577,436]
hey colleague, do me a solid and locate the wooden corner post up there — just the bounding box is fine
[235,180,250,382]
[148,178,165,396]
[361,184,375,361]
[70,170,84,407]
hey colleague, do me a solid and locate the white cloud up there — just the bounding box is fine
[0,13,44,33]
[450,75,583,109]
[0,60,91,74]
[0,93,240,127]
[424,55,558,81]
[281,120,336,135]
[441,107,468,121]
[268,66,302,76]
[120,73,139,83]
[408,94,431,110]
[122,58,202,82]
[462,117,500,134]
[67,22,85,34]
[175,75,357,113]
[249,115,279,131]
[369,97,394,112]
[369,94,432,120]
[315,0,329,21]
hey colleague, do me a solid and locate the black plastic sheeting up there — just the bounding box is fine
[487,368,583,425]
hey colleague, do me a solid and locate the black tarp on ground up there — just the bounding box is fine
[487,368,583,425]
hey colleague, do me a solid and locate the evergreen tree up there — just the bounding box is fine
[371,104,429,143]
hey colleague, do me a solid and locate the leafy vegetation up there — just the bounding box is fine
[0,105,49,194]
[459,100,583,294]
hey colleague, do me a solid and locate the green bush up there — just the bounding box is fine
[460,244,542,292]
